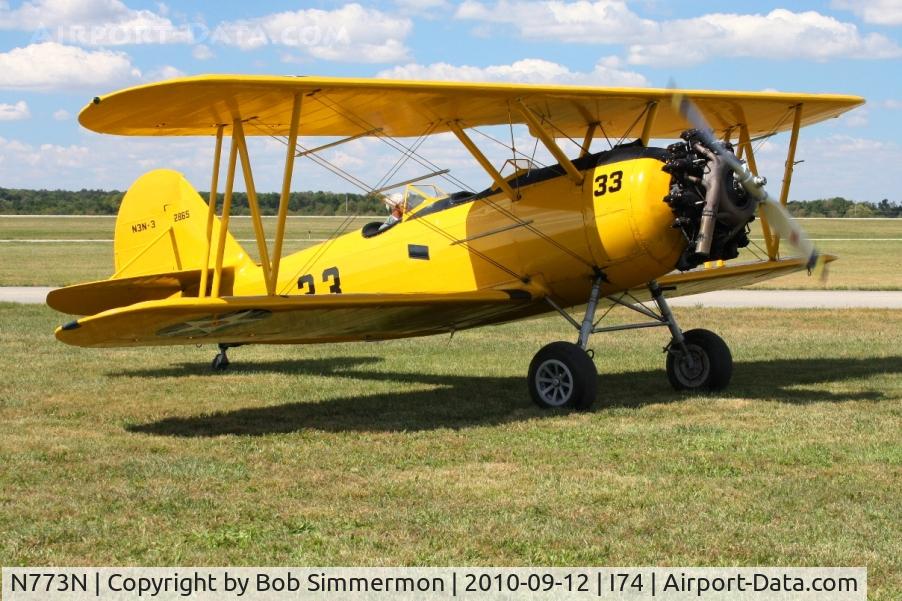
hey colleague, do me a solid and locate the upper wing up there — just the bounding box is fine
[55,289,539,348]
[78,75,863,139]
[625,256,836,303]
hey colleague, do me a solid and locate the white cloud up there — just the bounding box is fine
[837,106,868,127]
[53,109,71,121]
[627,9,902,66]
[455,2,902,66]
[5,124,900,203]
[192,43,214,60]
[883,99,902,109]
[143,65,185,82]
[832,0,902,26]
[0,100,31,121]
[213,3,411,63]
[377,57,648,86]
[0,134,210,190]
[754,133,902,200]
[394,0,450,17]
[0,136,90,175]
[0,42,140,91]
[0,0,194,45]
[456,0,657,41]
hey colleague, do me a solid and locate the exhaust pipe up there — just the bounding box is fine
[693,144,726,257]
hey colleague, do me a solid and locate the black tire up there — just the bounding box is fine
[666,328,732,391]
[211,353,229,371]
[527,341,598,410]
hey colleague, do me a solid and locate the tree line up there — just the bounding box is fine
[0,188,384,216]
[1,187,900,217]
[785,197,901,218]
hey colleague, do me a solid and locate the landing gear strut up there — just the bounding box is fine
[527,275,604,410]
[650,281,732,391]
[211,343,230,371]
[533,278,733,409]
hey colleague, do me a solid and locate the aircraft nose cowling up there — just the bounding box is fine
[586,154,684,289]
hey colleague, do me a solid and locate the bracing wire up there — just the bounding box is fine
[538,115,582,152]
[746,239,767,261]
[289,212,359,287]
[592,294,620,328]
[753,107,794,157]
[247,121,375,194]
[479,195,595,269]
[311,94,476,193]
[470,126,549,168]
[257,93,605,284]
[374,123,436,191]
[244,121,378,290]
[597,120,614,150]
[415,215,526,283]
[247,119,529,289]
[615,104,650,147]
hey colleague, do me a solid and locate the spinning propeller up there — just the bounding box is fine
[671,91,827,278]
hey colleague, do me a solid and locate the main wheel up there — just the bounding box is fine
[527,341,598,410]
[666,328,732,391]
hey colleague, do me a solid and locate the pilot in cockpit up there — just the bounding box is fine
[378,192,405,232]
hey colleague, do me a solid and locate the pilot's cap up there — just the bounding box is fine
[384,192,404,208]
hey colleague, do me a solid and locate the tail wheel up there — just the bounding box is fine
[666,328,732,391]
[528,342,598,410]
[211,352,229,371]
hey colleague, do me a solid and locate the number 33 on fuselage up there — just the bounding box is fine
[594,169,623,197]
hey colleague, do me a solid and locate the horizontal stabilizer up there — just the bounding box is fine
[46,268,219,315]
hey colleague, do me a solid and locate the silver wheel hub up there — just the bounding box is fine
[675,344,711,387]
[536,359,574,406]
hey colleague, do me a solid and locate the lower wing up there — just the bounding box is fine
[55,289,538,347]
[628,255,835,302]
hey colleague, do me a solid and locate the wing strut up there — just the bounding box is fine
[198,123,224,298]
[579,122,598,157]
[271,93,302,295]
[205,96,304,297]
[233,119,274,294]
[639,101,659,146]
[211,121,240,297]
[449,121,519,201]
[733,104,802,261]
[738,122,778,260]
[516,101,584,185]
[775,104,803,256]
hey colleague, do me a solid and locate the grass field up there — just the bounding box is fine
[742,219,902,290]
[0,303,899,598]
[1,216,900,288]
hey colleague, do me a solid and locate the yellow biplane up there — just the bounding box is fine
[47,75,863,409]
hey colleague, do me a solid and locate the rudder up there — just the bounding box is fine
[113,169,248,279]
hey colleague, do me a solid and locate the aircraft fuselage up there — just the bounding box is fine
[232,146,684,316]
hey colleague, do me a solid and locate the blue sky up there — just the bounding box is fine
[1,0,901,201]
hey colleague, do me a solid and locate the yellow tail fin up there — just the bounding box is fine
[47,170,252,316]
[113,169,248,279]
